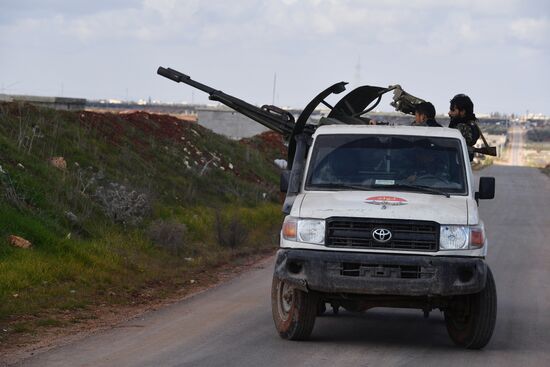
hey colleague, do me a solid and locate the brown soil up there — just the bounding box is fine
[78,110,201,146]
[241,131,287,158]
[75,109,254,182]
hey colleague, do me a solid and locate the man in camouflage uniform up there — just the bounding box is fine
[448,94,480,147]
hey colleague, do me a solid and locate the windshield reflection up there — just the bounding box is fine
[305,134,467,195]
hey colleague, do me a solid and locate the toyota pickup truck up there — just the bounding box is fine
[272,123,496,349]
[156,67,497,350]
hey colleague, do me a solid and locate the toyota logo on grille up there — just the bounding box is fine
[372,228,392,243]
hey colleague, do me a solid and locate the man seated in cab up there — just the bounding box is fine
[405,147,446,184]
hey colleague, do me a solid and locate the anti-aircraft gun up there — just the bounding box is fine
[157,66,496,211]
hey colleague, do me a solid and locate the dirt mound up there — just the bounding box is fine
[79,110,200,145]
[241,131,287,158]
[119,111,196,141]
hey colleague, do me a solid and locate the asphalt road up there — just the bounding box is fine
[19,161,550,366]
[507,126,525,166]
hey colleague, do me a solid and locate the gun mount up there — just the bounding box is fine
[157,66,496,165]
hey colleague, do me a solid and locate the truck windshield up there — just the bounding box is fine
[305,134,467,195]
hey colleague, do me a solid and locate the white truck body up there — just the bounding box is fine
[272,124,497,349]
[282,125,485,258]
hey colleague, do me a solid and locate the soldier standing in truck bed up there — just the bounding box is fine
[448,94,480,147]
[412,102,442,127]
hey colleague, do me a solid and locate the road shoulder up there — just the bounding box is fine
[0,251,276,366]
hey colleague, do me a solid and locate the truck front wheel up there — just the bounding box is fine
[444,267,497,349]
[271,276,317,340]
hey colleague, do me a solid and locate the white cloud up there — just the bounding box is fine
[0,1,527,47]
[0,0,548,113]
[458,21,477,42]
[510,17,550,45]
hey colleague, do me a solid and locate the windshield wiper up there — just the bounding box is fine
[377,183,451,198]
[308,183,450,197]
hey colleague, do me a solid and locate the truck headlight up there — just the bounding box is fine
[283,217,325,244]
[439,224,485,250]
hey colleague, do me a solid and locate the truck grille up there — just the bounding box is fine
[338,262,435,279]
[326,217,439,251]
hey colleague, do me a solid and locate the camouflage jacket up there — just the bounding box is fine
[449,118,480,146]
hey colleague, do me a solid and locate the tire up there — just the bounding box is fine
[444,267,497,349]
[271,276,317,340]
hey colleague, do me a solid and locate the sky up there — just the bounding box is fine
[1,0,549,116]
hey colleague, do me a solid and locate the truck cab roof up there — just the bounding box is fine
[313,123,466,141]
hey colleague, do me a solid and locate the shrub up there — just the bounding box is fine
[147,219,187,255]
[527,127,550,142]
[0,170,25,210]
[215,211,248,249]
[94,183,151,226]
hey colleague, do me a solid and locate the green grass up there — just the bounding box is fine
[0,102,284,331]
[0,203,282,321]
[11,322,33,334]
[36,318,65,327]
[472,155,494,170]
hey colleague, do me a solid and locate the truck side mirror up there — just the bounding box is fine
[280,170,290,193]
[475,177,495,201]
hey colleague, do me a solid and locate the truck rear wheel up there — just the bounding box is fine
[444,267,497,349]
[271,276,317,340]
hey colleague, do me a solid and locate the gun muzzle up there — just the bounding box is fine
[157,67,189,83]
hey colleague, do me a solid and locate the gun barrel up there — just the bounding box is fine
[157,67,218,95]
[157,66,296,137]
[157,67,184,83]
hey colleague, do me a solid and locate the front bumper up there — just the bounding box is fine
[274,249,487,297]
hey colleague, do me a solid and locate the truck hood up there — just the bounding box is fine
[299,191,468,225]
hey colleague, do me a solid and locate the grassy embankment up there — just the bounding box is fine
[0,102,285,339]
[524,127,550,176]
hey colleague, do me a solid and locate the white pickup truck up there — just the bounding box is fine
[156,67,497,350]
[272,123,497,349]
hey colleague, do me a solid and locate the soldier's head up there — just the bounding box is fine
[414,102,436,124]
[449,94,475,120]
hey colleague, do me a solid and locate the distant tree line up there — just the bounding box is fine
[527,127,550,142]
[480,124,508,135]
